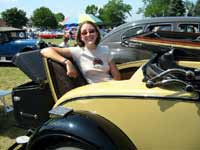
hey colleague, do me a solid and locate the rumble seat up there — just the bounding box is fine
[43,58,88,102]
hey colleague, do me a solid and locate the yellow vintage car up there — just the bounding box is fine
[14,31,200,150]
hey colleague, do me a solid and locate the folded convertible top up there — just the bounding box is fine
[12,50,46,82]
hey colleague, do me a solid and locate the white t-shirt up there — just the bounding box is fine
[69,46,112,83]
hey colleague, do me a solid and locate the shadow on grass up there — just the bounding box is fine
[0,106,26,139]
[0,107,27,150]
[0,62,16,67]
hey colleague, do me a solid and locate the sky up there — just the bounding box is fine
[0,0,198,22]
[0,0,144,22]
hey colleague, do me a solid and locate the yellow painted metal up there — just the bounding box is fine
[52,62,200,149]
[177,60,200,68]
[61,98,200,150]
[117,59,148,70]
[43,58,58,102]
[55,67,198,106]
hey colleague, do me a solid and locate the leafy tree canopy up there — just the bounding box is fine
[85,0,132,26]
[167,0,185,16]
[31,7,58,29]
[99,0,132,25]
[55,12,65,28]
[138,0,196,17]
[183,0,195,16]
[193,0,200,16]
[138,0,170,17]
[1,7,28,28]
[55,13,65,23]
[85,5,99,16]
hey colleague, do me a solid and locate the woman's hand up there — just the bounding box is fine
[109,61,121,80]
[65,60,78,78]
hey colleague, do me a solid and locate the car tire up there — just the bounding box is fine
[45,141,96,150]
[51,147,84,150]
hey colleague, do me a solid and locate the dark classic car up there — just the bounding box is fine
[10,31,200,150]
[0,27,47,63]
[100,16,200,63]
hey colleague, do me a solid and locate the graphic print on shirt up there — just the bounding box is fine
[93,57,103,69]
[70,46,112,83]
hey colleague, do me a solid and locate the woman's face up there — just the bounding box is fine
[80,23,97,47]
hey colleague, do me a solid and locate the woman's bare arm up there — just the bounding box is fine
[40,47,72,63]
[109,61,121,80]
[41,47,77,78]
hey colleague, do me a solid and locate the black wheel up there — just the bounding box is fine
[52,147,84,150]
[45,141,97,150]
[30,136,97,150]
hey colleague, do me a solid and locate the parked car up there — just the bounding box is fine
[100,16,200,63]
[10,31,200,150]
[0,27,48,63]
[37,31,58,39]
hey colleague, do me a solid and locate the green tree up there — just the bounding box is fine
[139,0,188,17]
[85,5,99,16]
[55,13,65,23]
[31,7,57,29]
[138,0,170,17]
[184,0,195,16]
[193,0,200,16]
[98,0,132,26]
[1,7,28,28]
[167,0,185,16]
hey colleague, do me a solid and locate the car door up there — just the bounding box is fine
[0,32,12,58]
[119,26,153,63]
[100,25,152,64]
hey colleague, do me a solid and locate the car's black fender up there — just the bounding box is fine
[21,47,34,52]
[26,111,137,150]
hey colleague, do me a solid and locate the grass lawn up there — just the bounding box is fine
[0,38,65,149]
[0,66,30,150]
[42,38,76,46]
[43,38,63,45]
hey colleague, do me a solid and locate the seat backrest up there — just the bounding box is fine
[43,57,88,102]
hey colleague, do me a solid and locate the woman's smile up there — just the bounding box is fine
[81,24,97,47]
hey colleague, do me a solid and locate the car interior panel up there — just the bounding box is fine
[43,56,143,101]
[43,57,88,102]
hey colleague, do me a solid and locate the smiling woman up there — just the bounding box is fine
[41,21,121,84]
